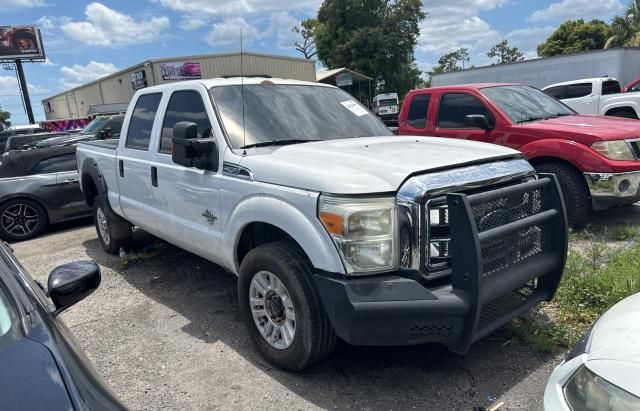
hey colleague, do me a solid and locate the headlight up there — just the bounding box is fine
[591,140,635,160]
[319,196,396,275]
[564,366,640,410]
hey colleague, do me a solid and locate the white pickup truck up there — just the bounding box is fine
[543,77,640,119]
[77,78,568,370]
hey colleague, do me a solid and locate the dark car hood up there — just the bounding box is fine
[37,134,94,148]
[0,338,73,410]
[520,115,640,142]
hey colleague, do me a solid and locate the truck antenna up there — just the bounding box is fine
[241,28,247,156]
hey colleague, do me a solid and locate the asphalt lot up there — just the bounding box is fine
[18,207,640,410]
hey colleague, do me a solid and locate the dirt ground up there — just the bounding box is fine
[17,205,638,410]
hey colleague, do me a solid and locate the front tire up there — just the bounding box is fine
[0,198,47,241]
[535,162,591,228]
[238,241,337,371]
[93,196,132,255]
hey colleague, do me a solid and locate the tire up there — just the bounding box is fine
[535,162,591,228]
[93,195,132,255]
[238,240,337,371]
[0,198,47,242]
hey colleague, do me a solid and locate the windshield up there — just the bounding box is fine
[82,117,109,134]
[210,84,392,149]
[481,85,575,123]
[379,99,397,107]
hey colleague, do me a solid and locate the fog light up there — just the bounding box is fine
[619,179,631,193]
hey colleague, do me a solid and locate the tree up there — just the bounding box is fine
[537,19,611,57]
[430,48,470,74]
[487,40,524,64]
[606,0,640,48]
[313,0,426,97]
[292,19,318,59]
[0,106,10,130]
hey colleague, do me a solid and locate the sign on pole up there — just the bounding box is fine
[0,26,45,61]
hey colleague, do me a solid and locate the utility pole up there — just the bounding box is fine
[15,60,35,124]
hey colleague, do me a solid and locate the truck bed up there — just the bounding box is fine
[80,139,120,149]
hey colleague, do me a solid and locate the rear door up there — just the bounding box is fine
[149,86,223,262]
[117,92,162,231]
[398,92,431,135]
[431,92,503,144]
[561,82,596,114]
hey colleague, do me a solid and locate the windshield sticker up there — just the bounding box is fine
[340,100,369,117]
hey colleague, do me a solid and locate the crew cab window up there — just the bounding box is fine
[406,94,430,129]
[545,86,565,99]
[564,83,592,99]
[437,93,491,129]
[125,93,162,151]
[30,154,77,174]
[159,91,212,154]
[602,80,621,95]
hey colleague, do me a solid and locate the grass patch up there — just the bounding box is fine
[509,226,640,350]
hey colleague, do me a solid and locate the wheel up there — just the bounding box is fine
[93,196,132,255]
[535,162,591,228]
[0,198,47,241]
[238,240,337,371]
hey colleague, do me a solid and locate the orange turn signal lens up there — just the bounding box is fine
[319,211,343,236]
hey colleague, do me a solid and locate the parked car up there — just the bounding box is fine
[0,145,91,241]
[4,132,71,153]
[544,292,640,410]
[36,115,124,148]
[622,77,640,93]
[0,241,125,409]
[0,124,46,152]
[397,83,640,227]
[77,78,568,370]
[543,77,640,118]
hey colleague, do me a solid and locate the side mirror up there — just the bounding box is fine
[172,121,219,171]
[47,261,101,316]
[465,114,493,130]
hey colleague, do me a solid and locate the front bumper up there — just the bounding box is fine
[315,175,568,353]
[584,171,640,210]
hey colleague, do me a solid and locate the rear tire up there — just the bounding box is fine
[238,240,337,371]
[535,162,591,228]
[93,196,132,255]
[0,198,47,242]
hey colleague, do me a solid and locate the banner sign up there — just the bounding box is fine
[131,70,147,90]
[0,26,45,60]
[160,61,202,80]
[336,72,353,87]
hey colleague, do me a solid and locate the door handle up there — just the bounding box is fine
[61,178,79,184]
[119,160,124,177]
[151,166,158,187]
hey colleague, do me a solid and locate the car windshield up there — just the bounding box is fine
[82,118,109,134]
[210,84,392,149]
[0,282,20,350]
[481,85,576,124]
[379,99,397,107]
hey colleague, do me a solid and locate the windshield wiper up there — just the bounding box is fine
[517,117,545,124]
[240,139,320,149]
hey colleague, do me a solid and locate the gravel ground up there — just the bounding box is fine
[11,218,575,411]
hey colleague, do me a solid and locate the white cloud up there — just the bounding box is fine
[154,0,320,17]
[42,57,56,66]
[0,0,45,9]
[529,0,623,22]
[269,12,299,49]
[179,15,209,31]
[61,2,170,47]
[204,18,262,47]
[60,61,119,89]
[0,76,19,95]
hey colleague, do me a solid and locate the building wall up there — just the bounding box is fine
[43,54,315,120]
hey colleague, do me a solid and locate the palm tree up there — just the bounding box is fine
[606,0,640,48]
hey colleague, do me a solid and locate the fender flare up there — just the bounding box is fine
[80,157,108,207]
[221,195,345,276]
[602,101,640,117]
[519,139,614,172]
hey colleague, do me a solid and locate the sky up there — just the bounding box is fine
[0,0,627,125]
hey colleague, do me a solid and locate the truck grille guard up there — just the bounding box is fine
[445,174,567,352]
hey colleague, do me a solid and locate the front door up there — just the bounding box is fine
[149,87,223,263]
[117,92,163,232]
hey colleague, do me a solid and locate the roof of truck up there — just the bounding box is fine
[137,78,334,94]
[543,77,618,89]
[411,83,518,93]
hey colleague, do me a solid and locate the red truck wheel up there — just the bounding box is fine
[535,162,590,228]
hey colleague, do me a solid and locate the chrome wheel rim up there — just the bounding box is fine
[249,271,296,350]
[1,203,39,237]
[96,207,110,245]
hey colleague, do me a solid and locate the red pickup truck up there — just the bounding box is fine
[397,84,640,226]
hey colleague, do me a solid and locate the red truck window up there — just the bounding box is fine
[437,93,491,129]
[406,94,431,129]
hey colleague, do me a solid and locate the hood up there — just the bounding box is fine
[239,136,520,194]
[37,134,93,148]
[585,292,640,395]
[520,115,640,143]
[0,338,73,409]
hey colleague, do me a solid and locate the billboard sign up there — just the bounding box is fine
[336,72,353,87]
[160,61,202,80]
[131,70,147,90]
[0,26,45,60]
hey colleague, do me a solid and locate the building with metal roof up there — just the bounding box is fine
[42,52,316,120]
[316,67,373,107]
